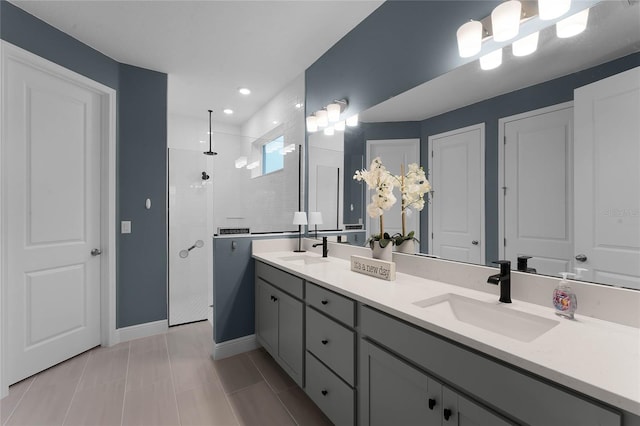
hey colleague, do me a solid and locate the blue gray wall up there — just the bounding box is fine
[1,1,168,328]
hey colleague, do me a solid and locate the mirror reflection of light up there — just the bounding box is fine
[556,8,589,38]
[480,48,502,70]
[512,31,539,57]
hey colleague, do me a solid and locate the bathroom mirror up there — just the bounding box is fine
[310,0,640,288]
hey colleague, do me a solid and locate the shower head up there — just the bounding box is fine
[204,109,218,156]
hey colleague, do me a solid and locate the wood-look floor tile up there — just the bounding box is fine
[78,346,129,391]
[278,386,333,426]
[228,381,296,426]
[1,377,35,425]
[122,378,179,426]
[166,327,210,362]
[170,355,220,394]
[29,351,90,392]
[63,379,125,426]
[248,348,297,394]
[214,354,264,394]
[176,380,238,426]
[5,379,77,426]
[129,333,167,355]
[126,347,171,392]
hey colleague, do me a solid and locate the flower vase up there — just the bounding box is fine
[395,239,415,254]
[371,241,393,262]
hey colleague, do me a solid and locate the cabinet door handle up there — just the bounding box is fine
[271,295,278,302]
[321,339,328,345]
[321,389,328,396]
[428,398,436,410]
[443,408,452,421]
[321,299,328,305]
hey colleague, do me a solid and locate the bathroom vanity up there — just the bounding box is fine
[253,240,639,426]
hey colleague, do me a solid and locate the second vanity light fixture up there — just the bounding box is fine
[306,99,359,135]
[457,0,590,70]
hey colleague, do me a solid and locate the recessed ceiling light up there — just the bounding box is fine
[272,120,279,125]
[223,109,234,115]
[238,88,251,95]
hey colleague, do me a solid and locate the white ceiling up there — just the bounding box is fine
[10,0,383,125]
[360,0,640,123]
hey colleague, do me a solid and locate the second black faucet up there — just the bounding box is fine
[312,236,329,258]
[487,260,511,303]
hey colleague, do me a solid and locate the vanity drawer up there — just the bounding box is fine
[255,261,303,299]
[305,352,355,426]
[306,281,355,327]
[306,306,355,385]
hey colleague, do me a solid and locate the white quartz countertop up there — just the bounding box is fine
[253,251,640,416]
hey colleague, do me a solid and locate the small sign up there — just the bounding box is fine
[350,255,396,281]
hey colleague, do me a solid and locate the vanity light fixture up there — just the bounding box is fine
[283,144,296,154]
[480,48,503,70]
[306,116,318,132]
[238,87,251,95]
[491,0,522,42]
[223,108,233,115]
[292,212,307,253]
[538,0,571,20]
[556,8,589,38]
[246,161,259,170]
[346,114,359,127]
[334,120,346,131]
[235,156,247,168]
[306,99,350,134]
[324,126,335,136]
[512,31,539,56]
[316,110,329,128]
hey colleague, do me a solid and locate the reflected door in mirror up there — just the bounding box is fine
[428,125,484,264]
[574,67,640,289]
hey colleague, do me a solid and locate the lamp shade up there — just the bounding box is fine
[308,212,323,226]
[556,8,589,38]
[491,0,521,42]
[306,116,318,132]
[538,0,571,20]
[326,103,341,122]
[457,20,483,58]
[480,48,502,70]
[293,211,307,225]
[512,31,539,56]
[316,110,329,128]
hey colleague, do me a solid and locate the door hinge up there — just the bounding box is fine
[431,233,434,239]
[503,136,507,145]
[502,186,507,196]
[504,238,507,246]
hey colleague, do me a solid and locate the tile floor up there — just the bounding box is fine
[1,321,332,426]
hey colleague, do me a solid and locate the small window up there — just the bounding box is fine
[262,136,284,174]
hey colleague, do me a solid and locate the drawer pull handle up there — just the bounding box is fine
[321,389,328,396]
[443,408,452,421]
[321,339,328,345]
[428,398,436,410]
[321,299,328,305]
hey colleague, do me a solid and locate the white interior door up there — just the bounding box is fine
[501,104,574,276]
[169,149,212,326]
[574,66,640,289]
[428,124,484,264]
[366,139,420,239]
[6,50,102,384]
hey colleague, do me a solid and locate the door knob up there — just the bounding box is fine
[471,240,479,245]
[575,254,587,262]
[443,408,452,421]
[428,398,436,410]
[91,249,102,256]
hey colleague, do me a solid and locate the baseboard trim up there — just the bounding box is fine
[212,334,259,360]
[115,320,168,344]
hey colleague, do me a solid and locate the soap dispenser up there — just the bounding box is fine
[553,273,577,319]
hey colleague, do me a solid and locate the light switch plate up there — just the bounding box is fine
[121,220,132,234]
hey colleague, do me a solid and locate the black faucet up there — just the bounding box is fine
[312,237,329,258]
[517,256,537,274]
[487,260,511,303]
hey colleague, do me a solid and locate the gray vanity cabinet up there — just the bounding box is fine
[255,263,304,386]
[360,340,513,426]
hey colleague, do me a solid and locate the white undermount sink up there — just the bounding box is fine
[413,293,559,343]
[278,255,330,265]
